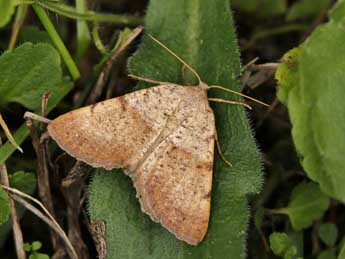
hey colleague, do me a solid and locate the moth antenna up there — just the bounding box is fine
[208,85,270,107]
[148,34,202,85]
[208,98,252,110]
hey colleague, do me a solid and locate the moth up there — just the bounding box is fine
[47,35,267,245]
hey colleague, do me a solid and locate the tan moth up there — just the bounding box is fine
[47,35,267,245]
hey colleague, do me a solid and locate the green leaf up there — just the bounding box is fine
[274,182,330,231]
[284,246,297,259]
[23,242,32,252]
[31,241,42,251]
[88,0,263,258]
[0,0,15,27]
[18,26,52,45]
[29,253,49,259]
[319,223,338,247]
[269,232,293,256]
[276,15,345,200]
[232,0,287,17]
[329,0,345,22]
[0,42,64,110]
[318,249,336,259]
[0,186,10,225]
[0,79,72,165]
[286,0,331,21]
[9,171,36,195]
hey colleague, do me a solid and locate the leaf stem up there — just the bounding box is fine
[32,4,80,80]
[29,0,143,25]
[269,208,289,215]
[8,5,28,50]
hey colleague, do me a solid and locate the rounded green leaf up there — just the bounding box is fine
[29,253,49,259]
[319,223,338,247]
[276,16,345,200]
[23,242,32,252]
[286,182,330,231]
[0,0,15,27]
[269,232,292,256]
[0,43,63,110]
[31,241,42,251]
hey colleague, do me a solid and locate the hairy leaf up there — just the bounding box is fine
[0,186,10,225]
[276,11,345,200]
[319,223,338,247]
[89,0,263,258]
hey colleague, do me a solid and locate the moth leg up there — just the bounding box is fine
[214,129,232,167]
[181,65,192,86]
[128,74,170,86]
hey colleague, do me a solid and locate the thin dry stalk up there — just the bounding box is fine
[86,26,143,104]
[0,137,26,259]
[26,118,65,257]
[2,185,78,259]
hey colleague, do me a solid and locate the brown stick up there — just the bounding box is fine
[61,161,92,258]
[0,136,26,259]
[86,26,144,104]
[26,118,66,257]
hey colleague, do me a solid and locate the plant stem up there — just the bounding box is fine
[32,4,80,80]
[0,137,26,259]
[75,0,90,62]
[36,0,143,25]
[8,5,28,50]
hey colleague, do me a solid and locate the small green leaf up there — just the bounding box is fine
[278,182,330,231]
[31,241,42,251]
[23,242,32,252]
[286,0,331,21]
[0,0,15,27]
[269,232,293,256]
[0,43,63,110]
[318,249,336,259]
[284,246,297,259]
[319,223,338,247]
[0,186,10,225]
[9,171,36,195]
[276,14,345,200]
[29,253,49,259]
